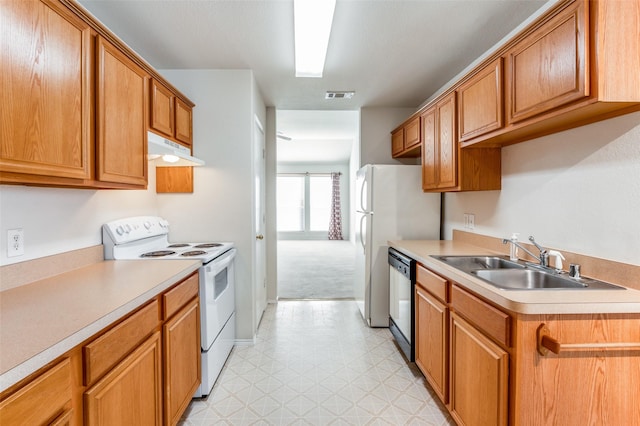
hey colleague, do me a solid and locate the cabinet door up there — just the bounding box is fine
[450,312,508,426]
[458,58,504,142]
[391,128,404,157]
[96,35,148,187]
[415,285,448,403]
[404,116,421,150]
[0,0,92,181]
[506,0,588,123]
[0,358,72,425]
[163,298,201,425]
[436,93,457,189]
[84,332,163,426]
[150,80,175,138]
[421,107,437,190]
[174,98,193,146]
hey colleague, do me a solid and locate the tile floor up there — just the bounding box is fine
[180,300,454,425]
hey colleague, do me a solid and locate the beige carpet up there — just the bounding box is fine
[277,240,356,299]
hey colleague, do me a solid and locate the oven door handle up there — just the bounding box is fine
[206,248,236,275]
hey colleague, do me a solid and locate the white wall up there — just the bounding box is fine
[0,171,159,266]
[359,107,419,167]
[444,111,640,266]
[265,107,278,303]
[155,69,266,341]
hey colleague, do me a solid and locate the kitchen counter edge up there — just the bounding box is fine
[389,240,640,315]
[0,259,201,393]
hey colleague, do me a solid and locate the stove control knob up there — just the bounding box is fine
[144,221,151,230]
[125,224,132,233]
[116,226,125,236]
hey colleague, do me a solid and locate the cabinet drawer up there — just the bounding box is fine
[416,264,448,303]
[0,358,72,425]
[451,284,510,347]
[164,272,199,320]
[84,300,160,385]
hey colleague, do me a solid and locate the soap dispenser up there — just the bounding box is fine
[509,233,519,261]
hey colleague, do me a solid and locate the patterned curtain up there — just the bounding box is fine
[328,172,343,240]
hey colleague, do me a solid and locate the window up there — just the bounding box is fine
[277,173,332,236]
[277,175,305,231]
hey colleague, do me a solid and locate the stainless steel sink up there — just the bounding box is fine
[431,255,624,290]
[432,255,525,271]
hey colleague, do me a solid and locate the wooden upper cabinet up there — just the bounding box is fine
[422,92,502,193]
[150,80,175,138]
[404,116,421,150]
[421,108,438,190]
[175,98,193,146]
[96,35,148,187]
[391,128,405,157]
[435,95,457,189]
[149,79,193,148]
[506,0,588,124]
[458,58,504,142]
[421,93,457,191]
[391,116,421,158]
[0,0,92,182]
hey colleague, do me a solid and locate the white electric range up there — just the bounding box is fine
[102,216,235,398]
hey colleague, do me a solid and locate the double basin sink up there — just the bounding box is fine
[431,255,624,290]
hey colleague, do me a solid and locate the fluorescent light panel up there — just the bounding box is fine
[294,0,337,78]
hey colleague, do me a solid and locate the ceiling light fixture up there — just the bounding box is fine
[294,0,337,78]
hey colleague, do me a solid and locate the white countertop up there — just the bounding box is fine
[389,240,640,315]
[0,259,201,393]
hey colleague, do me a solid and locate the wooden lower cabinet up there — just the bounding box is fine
[449,312,509,426]
[0,358,73,425]
[511,313,640,425]
[164,298,201,426]
[415,285,448,402]
[84,332,163,425]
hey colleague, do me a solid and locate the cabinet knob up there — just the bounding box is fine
[256,234,264,240]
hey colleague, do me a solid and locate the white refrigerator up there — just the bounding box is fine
[354,164,441,327]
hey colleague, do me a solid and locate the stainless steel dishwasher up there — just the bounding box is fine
[388,248,415,361]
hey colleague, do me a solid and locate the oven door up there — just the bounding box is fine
[200,248,236,350]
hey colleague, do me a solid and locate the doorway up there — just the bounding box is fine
[275,110,359,300]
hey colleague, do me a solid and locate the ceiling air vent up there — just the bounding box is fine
[325,91,355,100]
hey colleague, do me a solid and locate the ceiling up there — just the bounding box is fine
[79,0,548,164]
[79,0,548,111]
[276,110,358,164]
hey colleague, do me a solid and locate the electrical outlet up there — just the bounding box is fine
[7,229,24,257]
[463,214,469,228]
[468,214,475,230]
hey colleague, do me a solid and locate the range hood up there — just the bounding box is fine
[147,131,205,167]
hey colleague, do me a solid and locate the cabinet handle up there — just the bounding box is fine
[536,323,640,356]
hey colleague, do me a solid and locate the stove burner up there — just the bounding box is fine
[167,244,190,248]
[140,250,176,258]
[194,243,223,248]
[181,250,207,257]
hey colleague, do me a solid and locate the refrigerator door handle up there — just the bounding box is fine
[359,214,367,253]
[359,176,367,212]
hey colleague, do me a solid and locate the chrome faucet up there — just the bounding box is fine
[502,235,549,267]
[527,236,550,267]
